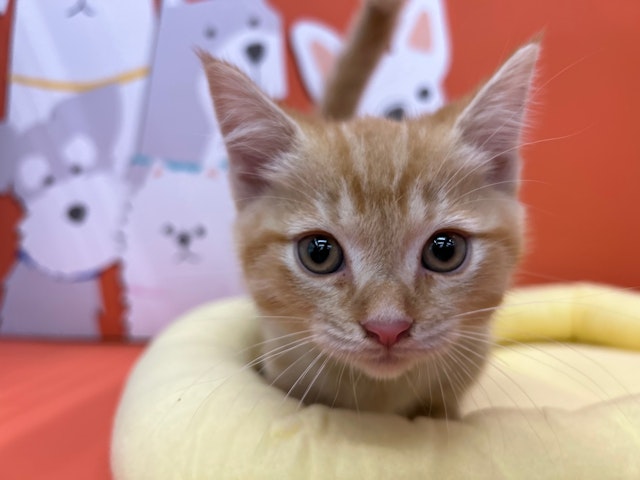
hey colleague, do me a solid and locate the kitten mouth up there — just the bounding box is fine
[356,352,415,379]
[357,326,455,375]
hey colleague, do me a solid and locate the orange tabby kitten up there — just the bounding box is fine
[199,37,538,418]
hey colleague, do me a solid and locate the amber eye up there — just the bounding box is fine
[422,231,468,273]
[297,234,343,274]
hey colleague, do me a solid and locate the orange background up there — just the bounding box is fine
[1,0,640,340]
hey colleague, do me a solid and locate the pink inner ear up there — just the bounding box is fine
[409,12,432,52]
[311,41,336,80]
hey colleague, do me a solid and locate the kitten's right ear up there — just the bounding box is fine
[199,51,301,208]
[454,43,539,195]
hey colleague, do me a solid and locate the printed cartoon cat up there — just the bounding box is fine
[291,0,450,120]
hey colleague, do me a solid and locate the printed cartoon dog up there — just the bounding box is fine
[0,86,128,337]
[6,0,155,175]
[291,0,450,120]
[122,164,240,338]
[123,0,287,337]
[138,0,286,170]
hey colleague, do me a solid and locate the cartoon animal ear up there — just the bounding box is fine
[18,154,51,192]
[394,0,450,78]
[290,21,343,102]
[454,43,539,196]
[199,51,302,208]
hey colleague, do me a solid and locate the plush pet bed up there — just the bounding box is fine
[111,284,640,479]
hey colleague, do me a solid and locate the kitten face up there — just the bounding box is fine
[235,117,523,379]
[200,43,538,413]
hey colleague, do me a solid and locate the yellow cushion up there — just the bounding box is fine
[111,284,640,479]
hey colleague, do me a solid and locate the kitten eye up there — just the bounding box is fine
[70,164,82,175]
[248,16,260,27]
[297,234,343,275]
[422,231,467,273]
[163,224,174,236]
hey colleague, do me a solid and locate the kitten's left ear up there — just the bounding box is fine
[199,51,301,208]
[454,43,539,195]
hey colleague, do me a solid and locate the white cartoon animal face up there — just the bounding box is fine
[1,86,128,277]
[208,3,287,101]
[123,167,238,284]
[11,0,155,83]
[122,165,243,338]
[139,0,287,168]
[19,172,127,275]
[290,0,450,119]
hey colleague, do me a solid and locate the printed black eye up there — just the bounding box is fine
[204,26,217,39]
[42,175,55,187]
[194,225,206,237]
[70,164,83,175]
[248,16,260,27]
[297,234,344,274]
[421,231,468,273]
[417,87,430,101]
[163,224,174,236]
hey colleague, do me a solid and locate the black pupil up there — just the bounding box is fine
[308,237,332,264]
[431,235,456,262]
[418,87,430,100]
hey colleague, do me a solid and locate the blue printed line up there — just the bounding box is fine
[130,154,229,172]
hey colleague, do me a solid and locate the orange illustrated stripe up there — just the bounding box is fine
[11,66,149,92]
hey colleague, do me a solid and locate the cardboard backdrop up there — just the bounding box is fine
[0,0,639,340]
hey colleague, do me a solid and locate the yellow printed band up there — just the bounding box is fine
[11,66,149,92]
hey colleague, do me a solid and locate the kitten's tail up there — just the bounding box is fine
[320,0,405,120]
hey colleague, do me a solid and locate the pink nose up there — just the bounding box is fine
[362,320,413,348]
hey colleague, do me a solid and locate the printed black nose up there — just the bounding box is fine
[246,43,265,64]
[385,106,406,121]
[177,232,191,248]
[67,204,87,223]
